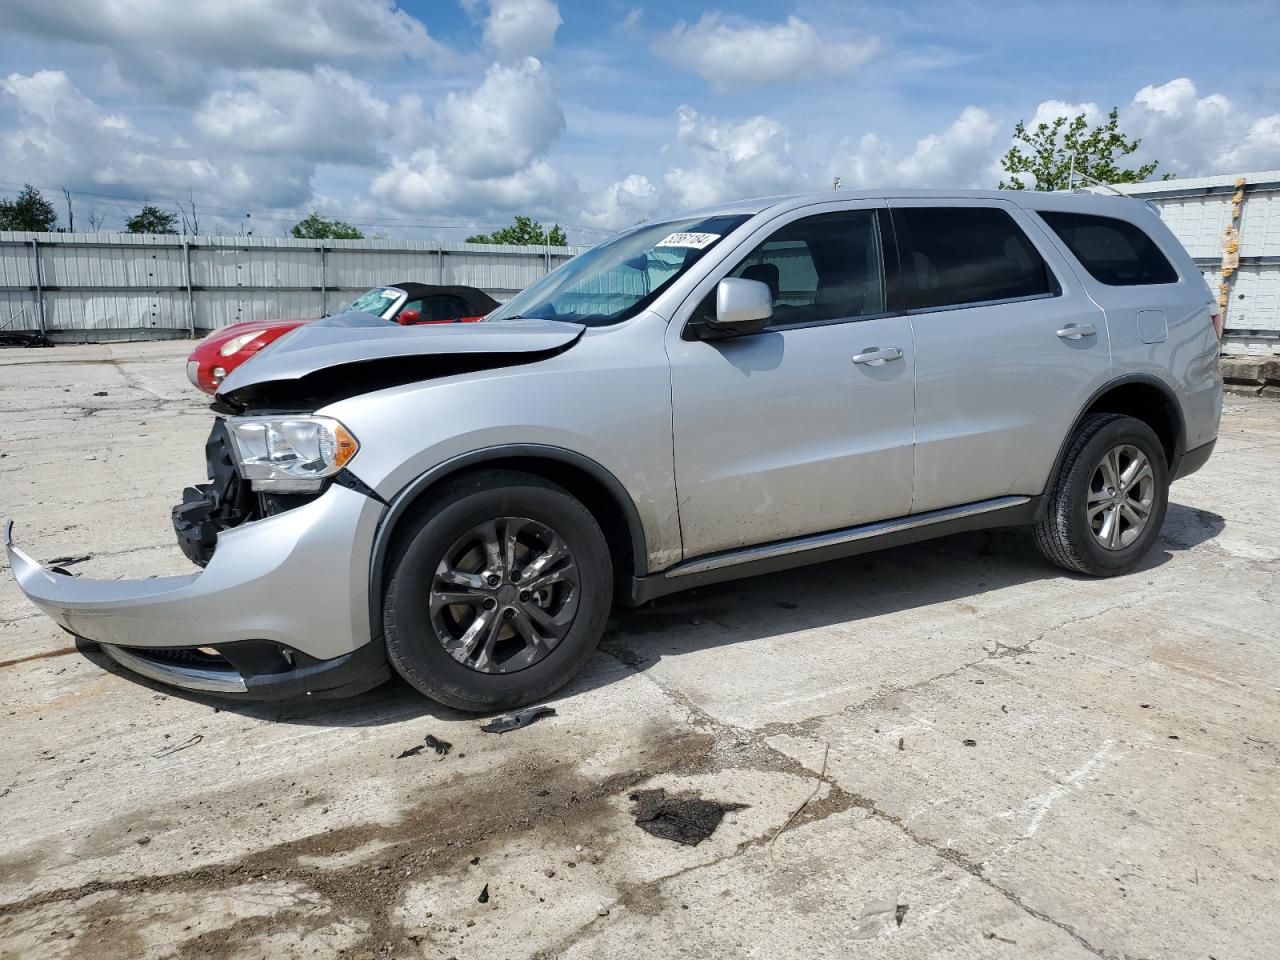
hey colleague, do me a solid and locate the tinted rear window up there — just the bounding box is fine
[895,207,1055,311]
[1038,211,1178,286]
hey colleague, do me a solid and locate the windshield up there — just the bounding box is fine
[488,215,749,326]
[345,287,404,318]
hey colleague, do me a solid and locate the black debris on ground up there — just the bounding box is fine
[45,554,92,567]
[396,745,425,759]
[962,739,977,747]
[153,734,202,759]
[480,706,556,734]
[895,904,909,927]
[777,601,799,610]
[426,734,452,755]
[628,788,747,846]
[478,884,490,904]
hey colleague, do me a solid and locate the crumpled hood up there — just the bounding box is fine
[214,312,585,411]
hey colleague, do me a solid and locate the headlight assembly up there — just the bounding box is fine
[225,415,359,492]
[219,331,265,357]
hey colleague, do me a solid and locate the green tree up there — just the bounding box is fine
[0,183,58,231]
[125,204,179,234]
[291,212,364,239]
[467,215,567,246]
[998,108,1166,191]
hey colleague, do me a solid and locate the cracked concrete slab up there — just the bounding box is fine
[1,343,1278,959]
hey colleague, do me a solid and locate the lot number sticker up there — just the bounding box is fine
[656,232,720,249]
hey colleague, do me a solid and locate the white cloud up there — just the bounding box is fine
[663,105,804,208]
[998,80,1280,185]
[469,0,562,61]
[582,174,660,229]
[371,154,577,218]
[435,58,564,180]
[831,106,999,189]
[1124,78,1280,175]
[195,68,395,167]
[0,70,311,210]
[653,14,879,94]
[4,0,455,100]
[369,58,575,217]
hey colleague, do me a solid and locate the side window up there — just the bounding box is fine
[1037,211,1178,286]
[398,298,424,320]
[714,209,885,328]
[421,295,471,320]
[896,206,1055,311]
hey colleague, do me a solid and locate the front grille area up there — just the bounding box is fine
[172,419,257,567]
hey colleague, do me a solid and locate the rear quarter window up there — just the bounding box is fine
[1037,211,1178,286]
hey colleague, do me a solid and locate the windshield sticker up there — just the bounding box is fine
[656,232,720,250]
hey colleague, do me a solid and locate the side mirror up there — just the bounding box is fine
[397,308,421,325]
[701,278,772,339]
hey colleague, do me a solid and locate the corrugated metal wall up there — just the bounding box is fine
[1110,171,1280,354]
[0,233,585,342]
[5,173,1279,351]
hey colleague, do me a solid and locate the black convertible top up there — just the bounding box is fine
[387,282,499,315]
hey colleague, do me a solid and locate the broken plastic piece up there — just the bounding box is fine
[480,706,556,734]
[426,734,452,755]
[851,891,902,940]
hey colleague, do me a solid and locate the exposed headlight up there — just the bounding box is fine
[225,415,359,493]
[219,331,265,357]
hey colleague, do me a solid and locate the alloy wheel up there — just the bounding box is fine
[1087,444,1155,551]
[429,517,580,673]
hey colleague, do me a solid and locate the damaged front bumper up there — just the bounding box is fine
[4,478,390,700]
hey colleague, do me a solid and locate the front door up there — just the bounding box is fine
[667,204,916,559]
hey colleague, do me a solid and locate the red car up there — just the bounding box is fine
[185,283,499,394]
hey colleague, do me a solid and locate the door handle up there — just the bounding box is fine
[1056,323,1097,340]
[851,346,903,365]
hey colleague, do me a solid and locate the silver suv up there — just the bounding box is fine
[6,190,1222,711]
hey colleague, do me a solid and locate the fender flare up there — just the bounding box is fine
[366,444,651,640]
[1041,373,1186,505]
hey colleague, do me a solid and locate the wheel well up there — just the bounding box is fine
[1082,381,1181,466]
[375,454,644,609]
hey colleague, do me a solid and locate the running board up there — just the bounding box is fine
[626,495,1036,605]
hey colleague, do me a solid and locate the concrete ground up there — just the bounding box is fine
[1,342,1278,960]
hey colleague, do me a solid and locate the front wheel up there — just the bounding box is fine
[384,470,612,712]
[1034,413,1170,576]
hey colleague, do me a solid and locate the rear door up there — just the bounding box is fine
[667,202,917,558]
[890,200,1111,512]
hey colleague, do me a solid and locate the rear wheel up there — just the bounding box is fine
[384,470,612,711]
[1034,413,1169,576]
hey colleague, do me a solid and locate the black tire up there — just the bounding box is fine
[383,469,612,712]
[1034,413,1170,576]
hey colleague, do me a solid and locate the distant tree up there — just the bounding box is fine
[467,215,568,246]
[125,204,179,234]
[291,212,364,239]
[178,189,200,236]
[0,183,58,231]
[61,188,74,232]
[998,108,1167,191]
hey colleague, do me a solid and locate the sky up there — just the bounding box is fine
[1,0,1278,242]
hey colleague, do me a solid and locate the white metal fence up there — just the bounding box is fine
[0,233,587,342]
[4,172,1279,351]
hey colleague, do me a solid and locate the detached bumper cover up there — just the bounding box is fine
[4,482,389,698]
